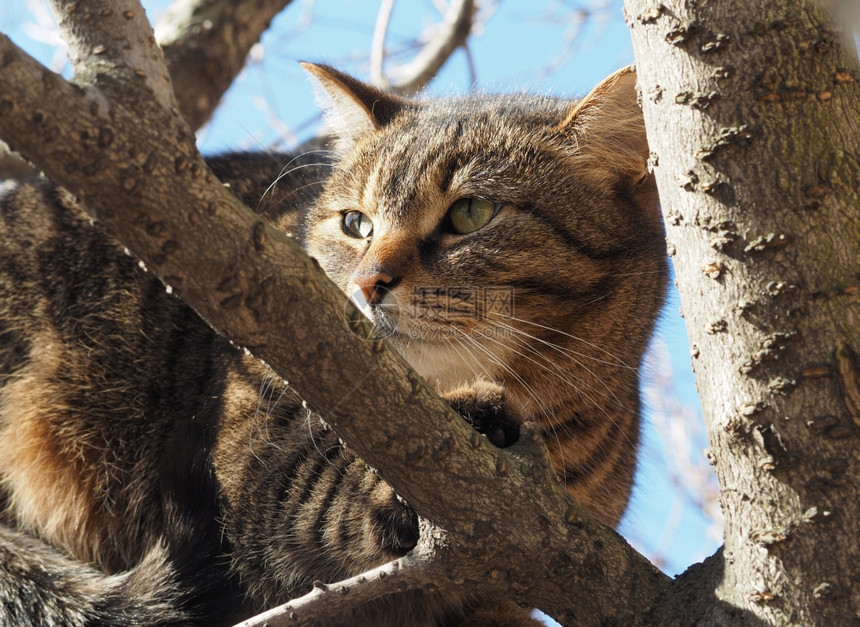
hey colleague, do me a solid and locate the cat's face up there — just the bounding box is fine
[302,66,666,404]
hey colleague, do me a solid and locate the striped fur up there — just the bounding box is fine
[0,67,666,625]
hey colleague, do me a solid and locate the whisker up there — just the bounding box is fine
[492,321,628,412]
[491,312,634,370]
[475,319,615,414]
[264,180,329,214]
[468,321,640,486]
[448,327,552,422]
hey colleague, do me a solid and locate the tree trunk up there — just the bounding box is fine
[625,0,860,623]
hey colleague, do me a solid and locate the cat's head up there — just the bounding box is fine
[301,64,666,402]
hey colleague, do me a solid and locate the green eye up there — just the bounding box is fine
[343,211,373,239]
[447,198,497,234]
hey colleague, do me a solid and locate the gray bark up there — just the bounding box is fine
[625,0,860,623]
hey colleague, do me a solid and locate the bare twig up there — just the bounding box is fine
[370,0,396,87]
[235,557,434,627]
[463,41,477,86]
[236,520,455,627]
[373,0,475,95]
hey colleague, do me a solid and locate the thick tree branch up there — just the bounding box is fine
[155,0,294,130]
[0,12,670,626]
[49,0,178,110]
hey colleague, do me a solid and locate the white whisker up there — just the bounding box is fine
[491,312,634,370]
[492,320,628,412]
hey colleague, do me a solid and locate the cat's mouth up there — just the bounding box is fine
[349,288,401,338]
[347,284,510,389]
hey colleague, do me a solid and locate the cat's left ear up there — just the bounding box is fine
[558,66,650,186]
[301,62,410,154]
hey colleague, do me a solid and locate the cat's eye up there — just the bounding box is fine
[342,210,373,239]
[447,198,497,234]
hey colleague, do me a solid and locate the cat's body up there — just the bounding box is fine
[0,66,666,625]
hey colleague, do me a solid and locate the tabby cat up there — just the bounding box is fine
[0,64,666,625]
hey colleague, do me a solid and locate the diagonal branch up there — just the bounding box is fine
[0,6,669,624]
[48,0,178,110]
[236,520,453,627]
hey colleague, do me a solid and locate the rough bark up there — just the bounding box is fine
[625,0,860,623]
[0,1,669,625]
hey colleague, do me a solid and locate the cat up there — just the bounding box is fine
[0,64,666,626]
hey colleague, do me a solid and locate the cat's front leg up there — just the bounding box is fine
[371,381,521,557]
[442,379,524,449]
[370,380,522,558]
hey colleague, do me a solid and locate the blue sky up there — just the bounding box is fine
[2,0,720,579]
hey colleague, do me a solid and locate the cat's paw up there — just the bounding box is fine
[442,379,523,448]
[371,488,419,555]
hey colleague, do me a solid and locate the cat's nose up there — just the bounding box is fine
[354,271,396,305]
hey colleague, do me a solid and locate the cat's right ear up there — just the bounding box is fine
[557,66,650,187]
[301,63,410,154]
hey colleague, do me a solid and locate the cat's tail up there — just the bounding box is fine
[0,520,242,627]
[0,525,190,626]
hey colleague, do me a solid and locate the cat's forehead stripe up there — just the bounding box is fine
[360,164,380,213]
[368,123,461,223]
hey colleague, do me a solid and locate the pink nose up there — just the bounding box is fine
[354,271,394,305]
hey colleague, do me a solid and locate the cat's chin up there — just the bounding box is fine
[384,330,501,393]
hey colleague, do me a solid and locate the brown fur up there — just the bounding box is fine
[0,67,666,626]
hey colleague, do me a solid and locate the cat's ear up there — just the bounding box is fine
[558,66,650,186]
[301,62,410,153]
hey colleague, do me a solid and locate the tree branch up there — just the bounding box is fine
[372,0,475,95]
[1,0,290,179]
[0,4,669,624]
[370,0,395,88]
[236,520,455,627]
[155,0,294,130]
[49,0,178,110]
